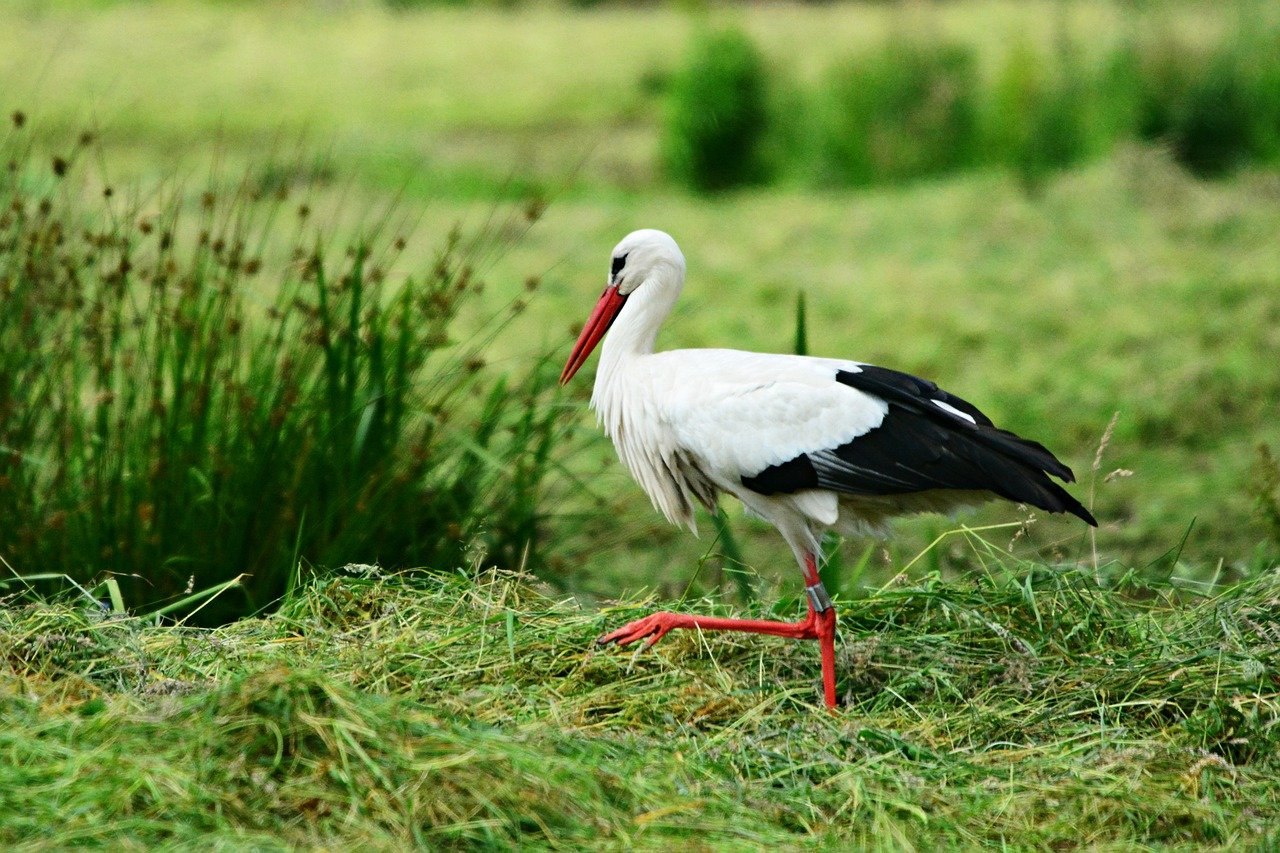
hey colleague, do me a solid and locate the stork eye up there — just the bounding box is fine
[611,253,628,277]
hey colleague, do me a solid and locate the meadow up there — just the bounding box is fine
[4,567,1279,848]
[2,0,1280,847]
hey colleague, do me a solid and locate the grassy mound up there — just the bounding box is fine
[3,563,1277,848]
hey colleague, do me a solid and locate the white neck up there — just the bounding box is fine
[592,267,683,400]
[586,263,698,530]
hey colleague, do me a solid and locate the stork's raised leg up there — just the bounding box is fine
[597,554,839,709]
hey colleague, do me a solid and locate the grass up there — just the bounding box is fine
[0,1,1236,193]
[0,117,564,620]
[4,1,1280,606]
[2,559,1278,847]
[2,2,1279,846]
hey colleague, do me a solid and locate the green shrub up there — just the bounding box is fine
[816,39,981,186]
[984,39,1113,190]
[663,28,771,192]
[1176,57,1260,176]
[1254,444,1280,554]
[1124,24,1280,178]
[0,118,560,621]
[684,16,1280,192]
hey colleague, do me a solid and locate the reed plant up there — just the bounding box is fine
[0,115,561,621]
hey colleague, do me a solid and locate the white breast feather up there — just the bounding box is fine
[593,349,889,534]
[593,360,702,531]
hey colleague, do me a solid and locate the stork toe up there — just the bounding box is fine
[596,612,679,648]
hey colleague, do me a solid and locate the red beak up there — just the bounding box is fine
[560,285,627,384]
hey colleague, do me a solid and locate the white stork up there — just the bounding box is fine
[560,229,1097,709]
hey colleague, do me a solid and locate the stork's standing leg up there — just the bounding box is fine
[597,553,839,709]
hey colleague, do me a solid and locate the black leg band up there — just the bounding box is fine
[805,582,833,613]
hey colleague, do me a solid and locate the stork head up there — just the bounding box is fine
[560,229,686,384]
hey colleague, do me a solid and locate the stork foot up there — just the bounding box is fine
[597,609,827,649]
[596,601,840,709]
[597,611,687,648]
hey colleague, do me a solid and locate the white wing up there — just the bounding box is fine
[649,349,888,486]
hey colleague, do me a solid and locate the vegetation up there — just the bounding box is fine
[984,38,1102,191]
[668,13,1280,190]
[663,28,771,192]
[0,118,562,620]
[2,564,1278,847]
[1124,23,1280,179]
[0,0,1277,605]
[815,38,981,187]
[3,1,1280,846]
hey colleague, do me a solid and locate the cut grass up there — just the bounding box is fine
[2,559,1278,848]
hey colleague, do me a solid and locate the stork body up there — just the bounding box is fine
[562,230,1096,709]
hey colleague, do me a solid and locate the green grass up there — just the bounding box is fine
[0,119,564,620]
[4,0,1280,606]
[3,3,1279,846]
[2,562,1278,847]
[0,1,1236,193]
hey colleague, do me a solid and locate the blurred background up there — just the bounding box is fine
[2,0,1279,621]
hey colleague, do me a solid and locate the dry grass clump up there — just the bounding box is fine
[2,558,1278,848]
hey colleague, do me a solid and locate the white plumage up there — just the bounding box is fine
[561,228,1094,709]
[598,348,890,544]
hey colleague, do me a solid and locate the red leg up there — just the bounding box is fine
[816,607,837,709]
[598,552,840,709]
[597,606,829,646]
[801,551,839,710]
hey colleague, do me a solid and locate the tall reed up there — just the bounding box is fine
[0,116,561,621]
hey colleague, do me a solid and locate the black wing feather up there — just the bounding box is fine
[741,365,1097,526]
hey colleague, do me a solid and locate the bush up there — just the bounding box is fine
[984,39,1111,190]
[1119,24,1280,178]
[815,39,981,187]
[0,118,561,621]
[663,28,771,193]
[658,16,1280,192]
[1254,444,1280,555]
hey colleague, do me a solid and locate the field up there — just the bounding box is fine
[4,568,1279,848]
[3,0,1280,847]
[9,0,1279,597]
